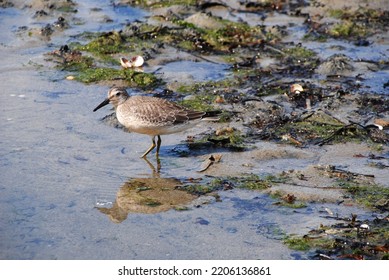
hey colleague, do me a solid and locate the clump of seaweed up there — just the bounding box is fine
[75,67,161,89]
[180,173,289,195]
[284,214,389,260]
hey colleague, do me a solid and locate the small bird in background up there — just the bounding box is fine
[93,87,217,158]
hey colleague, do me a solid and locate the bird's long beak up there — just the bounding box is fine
[93,98,110,112]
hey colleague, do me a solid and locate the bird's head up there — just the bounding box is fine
[93,87,129,112]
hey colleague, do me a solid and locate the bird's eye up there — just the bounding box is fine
[115,92,120,96]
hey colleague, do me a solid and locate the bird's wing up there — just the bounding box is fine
[129,97,205,125]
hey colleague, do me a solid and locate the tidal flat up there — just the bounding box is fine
[0,0,388,259]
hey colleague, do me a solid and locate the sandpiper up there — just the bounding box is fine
[93,87,216,158]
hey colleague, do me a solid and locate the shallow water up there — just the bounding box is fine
[0,1,387,260]
[159,60,228,84]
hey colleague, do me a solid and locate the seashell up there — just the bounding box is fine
[290,83,304,94]
[120,57,131,68]
[120,56,144,68]
[198,154,222,172]
[129,55,144,67]
[359,224,370,231]
[373,119,389,130]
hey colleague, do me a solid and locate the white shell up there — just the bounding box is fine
[130,55,144,67]
[120,57,131,68]
[360,224,370,230]
[120,56,144,68]
[290,83,304,94]
[373,119,389,130]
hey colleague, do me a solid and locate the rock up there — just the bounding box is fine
[316,54,354,75]
[185,12,224,30]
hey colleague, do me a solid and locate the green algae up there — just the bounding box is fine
[269,190,307,209]
[207,133,244,149]
[284,217,389,260]
[224,174,286,191]
[188,127,248,151]
[275,121,341,144]
[202,23,266,51]
[60,56,94,71]
[302,33,328,42]
[75,31,152,64]
[283,46,316,60]
[75,67,161,88]
[131,0,268,53]
[143,200,162,207]
[179,184,216,196]
[179,95,217,112]
[328,7,385,22]
[325,7,388,39]
[56,5,77,13]
[177,40,197,51]
[49,0,78,13]
[153,11,266,53]
[328,9,346,19]
[339,181,389,212]
[235,174,282,190]
[176,79,242,119]
[77,31,126,55]
[179,177,227,195]
[180,173,288,195]
[176,78,240,95]
[304,111,345,127]
[284,235,335,251]
[329,21,367,38]
[277,201,307,209]
[281,46,318,70]
[274,111,372,145]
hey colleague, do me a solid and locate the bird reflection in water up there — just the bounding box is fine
[96,176,197,223]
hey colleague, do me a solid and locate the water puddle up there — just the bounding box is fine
[158,60,228,85]
[69,2,148,34]
[0,8,26,45]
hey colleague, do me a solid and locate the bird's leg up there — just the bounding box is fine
[156,135,162,157]
[141,136,156,158]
